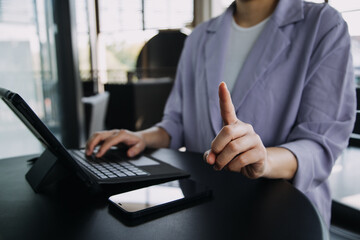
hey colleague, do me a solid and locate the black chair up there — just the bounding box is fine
[135,30,187,80]
[104,30,187,131]
[104,78,173,131]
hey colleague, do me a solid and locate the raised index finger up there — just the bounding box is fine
[219,82,237,125]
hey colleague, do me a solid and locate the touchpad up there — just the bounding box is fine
[129,156,160,166]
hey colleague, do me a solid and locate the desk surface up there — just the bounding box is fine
[0,148,328,240]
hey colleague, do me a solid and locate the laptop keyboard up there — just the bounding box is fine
[72,150,149,179]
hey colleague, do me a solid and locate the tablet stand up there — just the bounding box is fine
[25,148,68,193]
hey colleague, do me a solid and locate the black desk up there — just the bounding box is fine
[0,149,328,240]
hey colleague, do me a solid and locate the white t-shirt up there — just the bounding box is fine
[223,16,270,92]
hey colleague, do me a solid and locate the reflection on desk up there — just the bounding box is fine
[0,148,328,240]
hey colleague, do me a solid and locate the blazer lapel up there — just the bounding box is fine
[231,19,290,113]
[231,0,304,114]
[204,7,233,134]
[203,0,303,134]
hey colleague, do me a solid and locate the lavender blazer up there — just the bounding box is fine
[157,0,356,226]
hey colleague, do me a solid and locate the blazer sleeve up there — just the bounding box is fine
[280,12,356,193]
[155,38,191,149]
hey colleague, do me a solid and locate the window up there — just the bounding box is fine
[98,0,193,84]
[329,0,360,85]
[75,0,92,82]
[211,0,233,17]
[144,0,193,30]
[0,0,60,159]
[327,0,360,213]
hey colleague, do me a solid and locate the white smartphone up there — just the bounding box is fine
[108,179,211,220]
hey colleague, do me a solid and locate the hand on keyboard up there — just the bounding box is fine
[86,129,146,158]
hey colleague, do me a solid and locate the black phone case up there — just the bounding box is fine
[108,179,212,222]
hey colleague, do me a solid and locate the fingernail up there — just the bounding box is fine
[203,152,209,162]
[223,82,228,89]
[128,150,134,157]
[220,81,228,90]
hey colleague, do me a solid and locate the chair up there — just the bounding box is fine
[104,78,173,131]
[135,30,187,80]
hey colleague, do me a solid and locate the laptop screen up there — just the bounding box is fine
[0,88,71,160]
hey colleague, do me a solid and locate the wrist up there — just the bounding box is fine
[262,149,273,178]
[138,127,170,149]
[263,147,298,180]
[138,130,149,147]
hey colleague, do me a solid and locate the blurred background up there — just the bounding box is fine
[0,1,359,237]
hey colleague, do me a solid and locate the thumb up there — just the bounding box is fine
[219,82,237,125]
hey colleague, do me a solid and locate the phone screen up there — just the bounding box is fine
[108,179,210,214]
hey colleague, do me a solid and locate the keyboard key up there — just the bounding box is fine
[72,151,149,179]
[115,173,127,177]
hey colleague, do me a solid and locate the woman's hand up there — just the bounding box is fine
[86,129,146,158]
[86,127,171,158]
[204,82,297,180]
[204,82,269,179]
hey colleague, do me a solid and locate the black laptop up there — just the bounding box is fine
[0,88,189,192]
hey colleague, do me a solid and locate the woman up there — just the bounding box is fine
[86,0,356,227]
